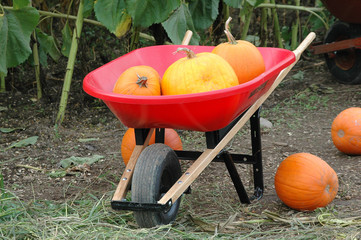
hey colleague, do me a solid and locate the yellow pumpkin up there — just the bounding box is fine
[161,48,238,95]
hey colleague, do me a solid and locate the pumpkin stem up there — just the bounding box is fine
[176,47,196,59]
[224,17,237,45]
[136,73,148,88]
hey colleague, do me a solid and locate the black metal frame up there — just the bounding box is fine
[111,108,264,211]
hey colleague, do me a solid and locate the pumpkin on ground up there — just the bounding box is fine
[212,17,265,84]
[274,153,339,211]
[331,107,361,155]
[161,48,238,95]
[121,128,183,165]
[113,65,161,96]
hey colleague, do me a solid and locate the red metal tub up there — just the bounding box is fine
[83,45,295,132]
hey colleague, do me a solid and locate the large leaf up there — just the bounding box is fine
[0,7,39,75]
[126,0,181,27]
[94,0,132,38]
[188,0,219,30]
[94,0,131,38]
[3,136,38,151]
[59,155,104,169]
[83,0,94,18]
[13,0,31,9]
[224,0,244,8]
[162,3,200,45]
[36,29,61,67]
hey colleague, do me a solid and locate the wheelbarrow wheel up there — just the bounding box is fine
[324,21,361,84]
[131,143,182,228]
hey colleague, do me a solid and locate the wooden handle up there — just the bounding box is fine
[293,32,316,60]
[181,30,193,45]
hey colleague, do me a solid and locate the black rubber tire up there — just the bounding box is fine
[324,21,361,85]
[131,144,182,228]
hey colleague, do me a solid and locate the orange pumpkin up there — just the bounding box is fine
[331,107,361,155]
[212,17,265,84]
[121,128,183,165]
[161,48,238,95]
[274,153,339,211]
[113,65,161,95]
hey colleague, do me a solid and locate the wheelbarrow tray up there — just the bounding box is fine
[83,45,295,132]
[321,0,361,24]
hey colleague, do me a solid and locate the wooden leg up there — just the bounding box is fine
[112,128,155,201]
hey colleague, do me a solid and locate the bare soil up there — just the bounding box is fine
[0,49,360,228]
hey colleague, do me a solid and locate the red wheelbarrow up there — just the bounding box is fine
[83,32,315,228]
[309,0,361,84]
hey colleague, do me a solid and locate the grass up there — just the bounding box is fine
[260,83,331,128]
[1,179,360,240]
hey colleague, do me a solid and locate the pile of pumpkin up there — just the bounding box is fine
[113,20,265,97]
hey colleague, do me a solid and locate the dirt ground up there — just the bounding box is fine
[0,48,360,227]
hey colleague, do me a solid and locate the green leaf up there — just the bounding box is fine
[0,127,23,133]
[59,155,104,169]
[126,0,181,27]
[94,0,131,38]
[61,21,72,57]
[35,29,61,66]
[188,0,219,30]
[4,136,38,151]
[0,106,7,112]
[13,0,31,9]
[47,170,67,178]
[224,0,244,8]
[0,7,39,75]
[246,0,264,7]
[83,0,94,18]
[162,3,200,45]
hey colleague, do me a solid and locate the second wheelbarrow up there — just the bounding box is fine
[310,0,361,84]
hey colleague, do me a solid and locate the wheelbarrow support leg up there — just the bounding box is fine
[222,152,251,204]
[250,109,264,200]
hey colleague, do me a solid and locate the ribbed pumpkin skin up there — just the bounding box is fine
[212,40,265,84]
[331,107,361,155]
[113,65,161,96]
[161,51,238,95]
[274,153,339,211]
[121,128,183,165]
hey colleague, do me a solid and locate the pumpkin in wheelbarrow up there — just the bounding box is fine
[212,17,265,84]
[161,47,238,95]
[121,128,183,165]
[113,65,161,96]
